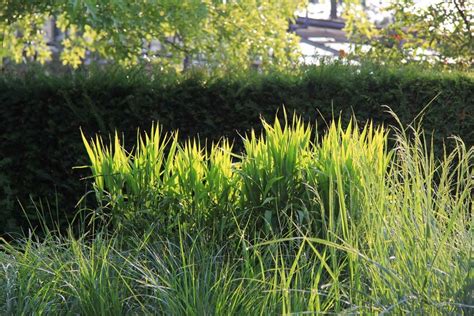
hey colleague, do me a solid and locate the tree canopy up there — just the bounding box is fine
[1,0,306,71]
[344,0,472,68]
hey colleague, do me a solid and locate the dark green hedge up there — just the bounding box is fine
[1,63,473,234]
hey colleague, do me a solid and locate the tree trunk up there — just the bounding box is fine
[183,54,191,72]
[330,0,338,19]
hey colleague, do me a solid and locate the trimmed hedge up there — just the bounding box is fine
[1,63,473,234]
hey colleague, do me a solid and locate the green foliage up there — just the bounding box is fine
[81,124,237,234]
[0,63,472,234]
[0,0,305,71]
[344,0,473,68]
[1,120,472,314]
[0,233,132,315]
[239,113,313,235]
[312,120,391,241]
[81,112,389,238]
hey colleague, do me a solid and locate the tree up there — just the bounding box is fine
[1,0,307,72]
[343,0,472,68]
[330,0,338,19]
[330,0,347,20]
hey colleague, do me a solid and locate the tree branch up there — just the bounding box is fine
[453,0,471,41]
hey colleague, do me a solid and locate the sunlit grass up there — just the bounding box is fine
[1,111,472,315]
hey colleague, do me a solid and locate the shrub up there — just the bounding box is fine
[0,63,472,234]
[1,116,472,314]
[81,113,392,242]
